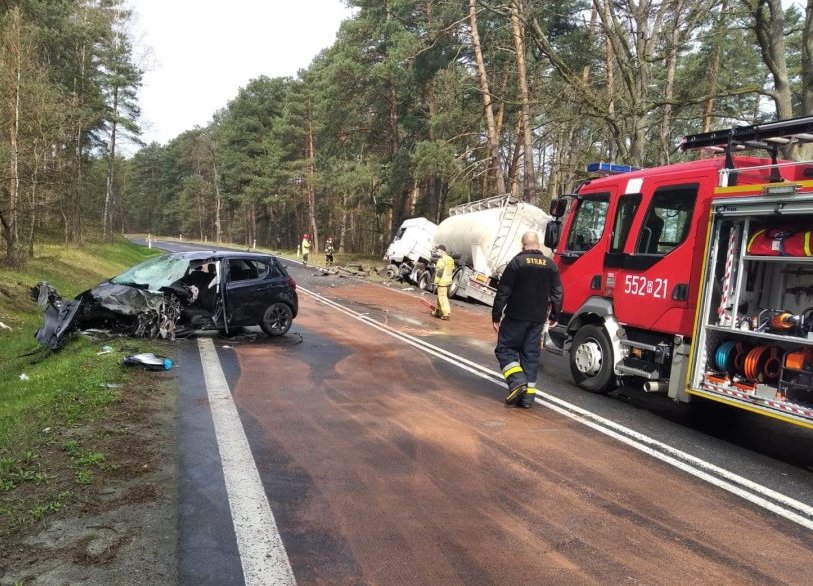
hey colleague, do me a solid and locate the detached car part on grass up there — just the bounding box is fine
[33,251,299,350]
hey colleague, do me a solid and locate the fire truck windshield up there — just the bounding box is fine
[565,193,610,252]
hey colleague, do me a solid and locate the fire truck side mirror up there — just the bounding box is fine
[544,220,561,250]
[549,197,568,218]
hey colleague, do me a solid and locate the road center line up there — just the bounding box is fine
[198,337,297,586]
[300,287,813,531]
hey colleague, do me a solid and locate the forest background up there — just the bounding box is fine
[2,0,812,265]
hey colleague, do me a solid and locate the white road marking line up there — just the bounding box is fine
[198,337,297,586]
[300,287,813,531]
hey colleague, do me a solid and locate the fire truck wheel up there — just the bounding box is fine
[569,324,614,393]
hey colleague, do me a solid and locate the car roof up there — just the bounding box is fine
[168,250,277,262]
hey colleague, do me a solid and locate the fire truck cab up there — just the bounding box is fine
[545,117,813,415]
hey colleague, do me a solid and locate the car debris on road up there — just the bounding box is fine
[122,352,173,371]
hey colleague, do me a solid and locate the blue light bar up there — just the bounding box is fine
[586,162,639,175]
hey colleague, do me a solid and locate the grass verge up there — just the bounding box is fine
[0,237,163,536]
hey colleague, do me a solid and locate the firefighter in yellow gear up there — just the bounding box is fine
[301,234,311,265]
[433,244,455,320]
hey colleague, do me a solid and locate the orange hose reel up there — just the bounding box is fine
[769,312,797,331]
[743,345,783,382]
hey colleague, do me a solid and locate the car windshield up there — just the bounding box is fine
[110,254,193,291]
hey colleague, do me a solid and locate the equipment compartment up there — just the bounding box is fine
[687,185,813,426]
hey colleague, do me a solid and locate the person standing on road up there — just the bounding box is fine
[492,231,563,408]
[325,237,335,266]
[433,244,455,320]
[301,234,311,266]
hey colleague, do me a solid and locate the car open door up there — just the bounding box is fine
[211,259,228,332]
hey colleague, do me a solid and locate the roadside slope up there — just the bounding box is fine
[0,239,178,585]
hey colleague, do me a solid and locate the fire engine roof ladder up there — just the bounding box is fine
[680,115,813,186]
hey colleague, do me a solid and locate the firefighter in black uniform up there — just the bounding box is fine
[492,231,563,408]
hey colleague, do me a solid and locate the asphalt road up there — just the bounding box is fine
[142,240,813,585]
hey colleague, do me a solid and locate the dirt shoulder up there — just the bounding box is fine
[0,369,178,585]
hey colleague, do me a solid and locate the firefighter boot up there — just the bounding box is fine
[517,385,536,409]
[505,383,527,405]
[502,363,527,405]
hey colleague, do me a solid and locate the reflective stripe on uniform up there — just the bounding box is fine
[502,362,523,379]
[805,232,811,256]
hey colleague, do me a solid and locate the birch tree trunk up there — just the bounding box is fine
[196,185,204,240]
[207,141,222,242]
[803,0,813,115]
[73,113,84,246]
[801,1,813,158]
[339,191,348,254]
[702,0,728,133]
[388,76,408,240]
[604,8,616,161]
[507,117,523,197]
[511,1,535,202]
[743,0,793,120]
[103,85,118,242]
[29,152,40,256]
[73,31,88,246]
[468,0,506,195]
[4,7,22,265]
[659,29,678,165]
[306,101,319,252]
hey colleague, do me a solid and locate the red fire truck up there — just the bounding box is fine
[544,116,813,428]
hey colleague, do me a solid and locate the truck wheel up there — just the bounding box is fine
[569,324,614,393]
[384,264,399,279]
[417,270,431,291]
[449,268,462,299]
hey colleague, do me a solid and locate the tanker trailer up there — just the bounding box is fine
[434,194,551,306]
[383,217,438,284]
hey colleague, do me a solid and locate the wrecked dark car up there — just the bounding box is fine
[34,251,299,349]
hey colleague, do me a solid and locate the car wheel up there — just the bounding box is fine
[569,324,615,393]
[260,302,293,336]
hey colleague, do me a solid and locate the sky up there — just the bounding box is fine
[126,0,354,150]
